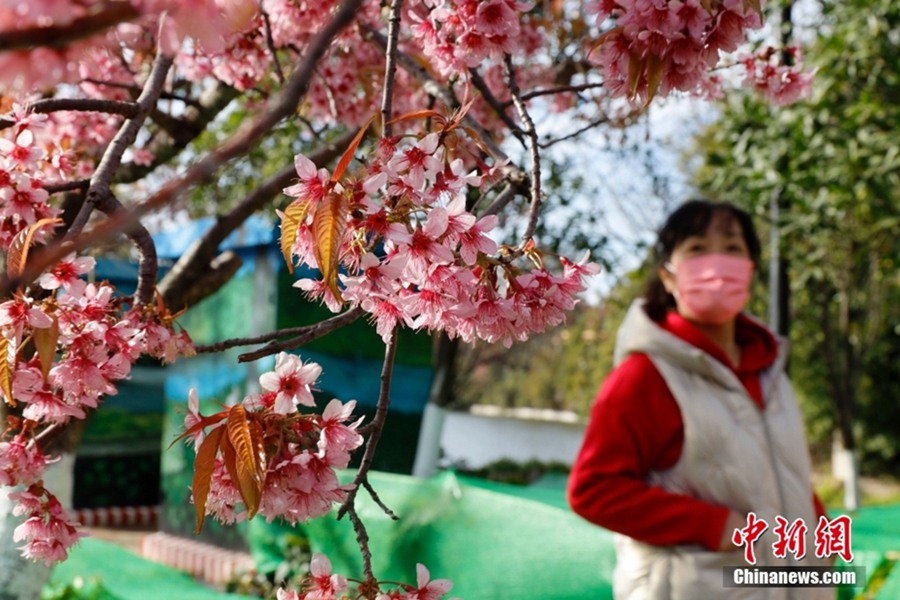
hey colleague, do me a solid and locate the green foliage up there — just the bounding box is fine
[42,577,119,600]
[690,0,900,472]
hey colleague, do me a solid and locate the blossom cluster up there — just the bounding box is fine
[405,0,539,78]
[587,0,810,104]
[0,267,194,563]
[283,131,600,347]
[0,115,195,565]
[184,352,362,527]
[276,554,457,600]
[9,484,85,566]
[741,46,814,106]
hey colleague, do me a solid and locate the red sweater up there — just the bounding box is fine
[567,310,825,551]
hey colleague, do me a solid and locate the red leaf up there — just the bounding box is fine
[226,405,265,519]
[6,218,62,279]
[279,198,311,274]
[312,190,349,303]
[332,114,376,183]
[33,317,59,384]
[191,425,226,534]
[386,109,445,128]
[0,337,14,407]
[169,411,228,448]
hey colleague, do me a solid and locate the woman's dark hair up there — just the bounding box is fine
[643,199,762,322]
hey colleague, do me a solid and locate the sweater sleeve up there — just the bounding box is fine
[567,353,731,550]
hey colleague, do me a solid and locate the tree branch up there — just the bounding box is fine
[259,2,286,85]
[116,83,239,184]
[91,189,159,306]
[0,0,365,298]
[337,328,400,589]
[504,54,542,243]
[468,67,524,143]
[509,82,608,106]
[233,307,365,362]
[538,113,616,149]
[68,51,174,239]
[0,1,139,52]
[0,99,138,131]
[380,0,404,138]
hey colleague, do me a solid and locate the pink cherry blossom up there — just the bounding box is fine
[0,439,47,487]
[412,563,454,600]
[317,399,363,466]
[457,213,498,263]
[305,553,348,599]
[10,487,85,566]
[38,254,96,293]
[387,132,443,192]
[259,352,323,413]
[0,129,47,169]
[0,295,53,340]
[14,365,86,424]
[283,154,332,204]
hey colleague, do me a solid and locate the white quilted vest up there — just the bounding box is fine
[610,302,832,600]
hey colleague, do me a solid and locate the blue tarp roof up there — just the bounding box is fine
[152,215,277,259]
[94,215,279,287]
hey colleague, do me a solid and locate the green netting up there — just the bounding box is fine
[48,538,256,600]
[874,561,900,600]
[831,503,900,600]
[248,472,900,600]
[249,470,617,600]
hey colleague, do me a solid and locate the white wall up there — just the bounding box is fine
[438,405,588,469]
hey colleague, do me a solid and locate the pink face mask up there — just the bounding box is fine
[666,253,754,325]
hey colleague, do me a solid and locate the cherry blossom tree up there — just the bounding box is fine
[0,0,811,597]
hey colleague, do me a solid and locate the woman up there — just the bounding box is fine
[568,199,831,599]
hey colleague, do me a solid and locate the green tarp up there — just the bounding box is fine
[49,471,900,599]
[251,470,617,600]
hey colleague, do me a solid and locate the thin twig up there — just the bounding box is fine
[43,179,90,194]
[362,479,399,520]
[192,307,364,356]
[259,2,285,85]
[380,0,404,138]
[481,182,518,217]
[68,51,174,239]
[362,25,510,164]
[508,82,608,106]
[336,328,400,587]
[345,504,376,592]
[538,114,614,149]
[468,67,524,143]
[0,99,138,131]
[363,25,533,218]
[504,54,542,243]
